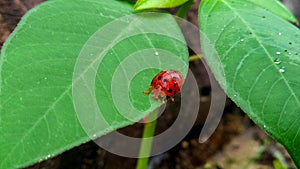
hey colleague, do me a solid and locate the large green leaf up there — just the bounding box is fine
[199,0,300,167]
[134,0,189,10]
[0,0,188,168]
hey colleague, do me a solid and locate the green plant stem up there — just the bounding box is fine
[136,109,159,169]
[189,54,204,62]
[176,0,194,18]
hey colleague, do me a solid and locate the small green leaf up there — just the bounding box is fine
[134,0,189,10]
[0,0,188,168]
[200,0,300,167]
[247,0,299,25]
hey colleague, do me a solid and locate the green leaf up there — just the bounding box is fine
[134,0,189,10]
[199,0,300,167]
[247,0,299,25]
[0,0,188,168]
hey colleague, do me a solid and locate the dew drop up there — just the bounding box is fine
[93,134,97,138]
[44,77,48,80]
[274,58,281,65]
[278,32,282,35]
[279,67,285,73]
[154,51,159,56]
[288,52,292,55]
[276,51,281,55]
[263,125,266,128]
[240,39,244,42]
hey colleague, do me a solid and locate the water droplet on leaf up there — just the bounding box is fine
[276,51,281,55]
[274,58,281,65]
[279,67,285,73]
[154,51,159,56]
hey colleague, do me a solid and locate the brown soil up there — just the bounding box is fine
[0,0,298,169]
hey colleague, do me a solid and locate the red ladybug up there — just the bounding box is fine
[144,70,184,102]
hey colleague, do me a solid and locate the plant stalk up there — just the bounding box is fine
[176,0,195,18]
[136,109,159,169]
[189,54,204,62]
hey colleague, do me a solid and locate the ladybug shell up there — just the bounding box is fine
[150,70,184,100]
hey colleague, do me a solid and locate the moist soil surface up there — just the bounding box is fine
[1,0,298,169]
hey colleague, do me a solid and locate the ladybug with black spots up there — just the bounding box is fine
[144,70,184,102]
